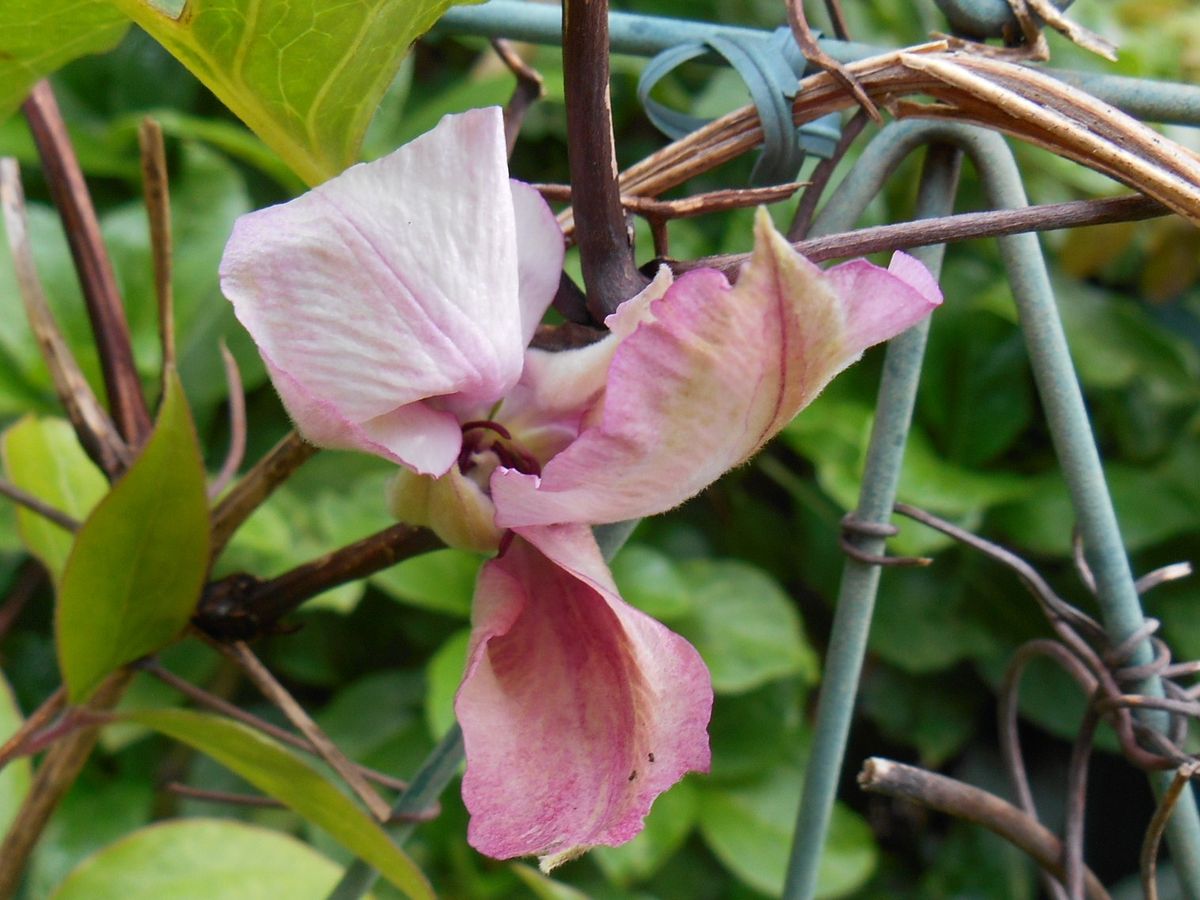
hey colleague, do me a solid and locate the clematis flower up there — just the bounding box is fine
[219,106,942,866]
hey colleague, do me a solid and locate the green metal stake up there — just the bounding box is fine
[783,133,963,900]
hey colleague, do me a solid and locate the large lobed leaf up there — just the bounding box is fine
[125,709,434,900]
[56,370,210,703]
[0,1,128,119]
[109,0,479,186]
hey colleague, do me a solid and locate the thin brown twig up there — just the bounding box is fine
[786,0,881,123]
[0,158,130,477]
[563,0,649,318]
[822,0,850,41]
[23,82,150,443]
[492,39,545,157]
[138,118,175,373]
[219,641,392,821]
[788,109,870,240]
[136,657,410,794]
[536,182,804,220]
[1142,762,1200,900]
[1063,705,1100,900]
[858,758,1111,900]
[0,478,80,532]
[209,343,247,500]
[675,194,1166,275]
[164,782,284,808]
[209,430,318,558]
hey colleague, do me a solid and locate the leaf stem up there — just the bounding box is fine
[23,82,151,443]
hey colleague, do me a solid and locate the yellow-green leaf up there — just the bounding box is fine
[56,370,209,703]
[110,0,477,186]
[125,709,433,900]
[0,1,129,119]
[1,417,107,583]
[0,672,32,837]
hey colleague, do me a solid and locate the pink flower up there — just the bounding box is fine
[220,107,942,866]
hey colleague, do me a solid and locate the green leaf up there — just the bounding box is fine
[371,548,480,618]
[124,708,433,900]
[697,764,877,899]
[425,629,469,739]
[56,371,210,703]
[1,417,107,582]
[110,0,477,185]
[52,818,373,899]
[593,779,700,885]
[0,672,32,837]
[611,543,693,621]
[861,667,981,767]
[0,2,129,119]
[509,863,591,900]
[671,559,817,694]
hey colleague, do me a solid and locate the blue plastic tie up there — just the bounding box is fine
[637,26,842,186]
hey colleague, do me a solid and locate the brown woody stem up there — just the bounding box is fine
[562,0,649,318]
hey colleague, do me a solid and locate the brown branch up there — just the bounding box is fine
[563,0,649,318]
[492,39,545,157]
[138,118,175,373]
[0,158,130,477]
[219,641,392,821]
[23,82,150,443]
[209,430,318,558]
[0,477,80,532]
[0,671,131,897]
[195,522,441,638]
[858,758,1111,900]
[208,344,247,500]
[672,194,1165,276]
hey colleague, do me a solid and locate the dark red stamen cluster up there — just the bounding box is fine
[458,420,542,476]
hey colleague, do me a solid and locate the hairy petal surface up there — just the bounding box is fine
[493,209,941,526]
[456,524,711,862]
[221,107,562,475]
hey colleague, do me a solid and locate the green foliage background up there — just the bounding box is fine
[1,0,1199,897]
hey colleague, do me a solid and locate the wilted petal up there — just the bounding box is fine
[457,523,711,862]
[221,108,561,476]
[492,208,941,526]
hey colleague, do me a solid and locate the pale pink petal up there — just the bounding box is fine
[824,250,943,352]
[510,180,567,346]
[457,524,711,862]
[221,108,529,476]
[492,208,941,526]
[265,360,463,474]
